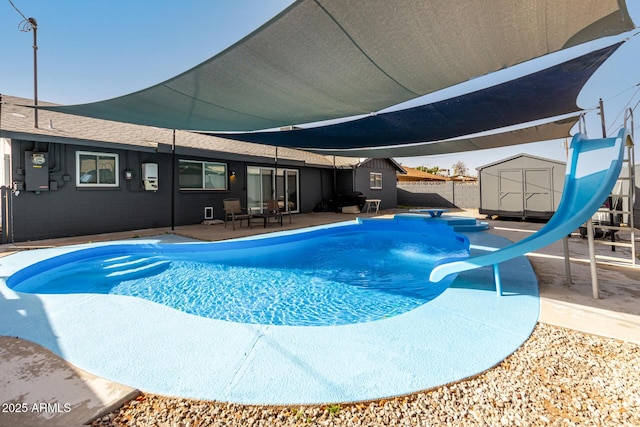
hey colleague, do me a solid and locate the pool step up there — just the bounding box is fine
[103,256,163,270]
[441,217,477,225]
[450,221,489,232]
[102,255,171,279]
[395,213,489,232]
[440,217,489,232]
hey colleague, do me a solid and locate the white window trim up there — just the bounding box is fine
[179,159,228,190]
[76,151,119,187]
[370,172,383,190]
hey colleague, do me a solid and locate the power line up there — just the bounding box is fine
[605,84,640,135]
[603,82,640,105]
[7,0,35,33]
[7,0,28,22]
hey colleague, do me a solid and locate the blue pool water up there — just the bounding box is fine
[8,218,469,326]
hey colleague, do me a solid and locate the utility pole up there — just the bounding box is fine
[30,17,38,129]
[171,130,176,231]
[15,7,38,128]
[598,98,606,138]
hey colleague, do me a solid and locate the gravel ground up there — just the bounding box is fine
[92,323,639,426]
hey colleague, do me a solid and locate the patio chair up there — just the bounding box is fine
[223,198,252,230]
[278,199,293,224]
[277,197,293,224]
[263,199,283,227]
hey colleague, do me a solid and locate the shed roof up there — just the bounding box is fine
[477,153,568,170]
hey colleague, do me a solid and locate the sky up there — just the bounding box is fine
[2,1,640,175]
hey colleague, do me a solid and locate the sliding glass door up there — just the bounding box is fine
[277,169,299,213]
[247,167,274,212]
[247,167,299,213]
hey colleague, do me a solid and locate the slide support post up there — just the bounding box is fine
[493,263,502,297]
[563,236,572,285]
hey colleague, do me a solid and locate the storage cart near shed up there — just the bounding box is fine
[478,154,566,220]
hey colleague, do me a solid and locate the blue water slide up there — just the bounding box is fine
[430,128,630,284]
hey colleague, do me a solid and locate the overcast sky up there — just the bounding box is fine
[2,1,639,174]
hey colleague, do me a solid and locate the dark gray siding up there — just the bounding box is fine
[8,140,335,242]
[335,169,354,194]
[300,167,334,212]
[174,158,244,226]
[354,159,398,209]
[11,141,173,241]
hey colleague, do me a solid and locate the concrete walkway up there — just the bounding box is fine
[485,218,640,344]
[0,209,638,425]
[0,337,138,426]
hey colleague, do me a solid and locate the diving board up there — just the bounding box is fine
[430,128,631,290]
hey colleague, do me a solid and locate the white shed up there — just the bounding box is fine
[477,154,566,220]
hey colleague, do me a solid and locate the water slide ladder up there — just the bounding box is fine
[584,110,636,269]
[429,128,632,296]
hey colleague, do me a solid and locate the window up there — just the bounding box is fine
[370,172,383,189]
[179,160,227,190]
[76,151,119,187]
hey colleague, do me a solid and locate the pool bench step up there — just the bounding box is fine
[102,256,171,279]
[395,213,489,232]
[451,222,490,232]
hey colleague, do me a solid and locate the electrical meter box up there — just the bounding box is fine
[25,151,49,192]
[141,163,158,191]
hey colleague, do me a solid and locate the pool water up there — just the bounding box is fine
[9,218,469,326]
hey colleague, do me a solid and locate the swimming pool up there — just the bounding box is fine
[7,217,469,326]
[0,217,539,404]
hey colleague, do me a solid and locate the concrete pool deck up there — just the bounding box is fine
[1,210,639,426]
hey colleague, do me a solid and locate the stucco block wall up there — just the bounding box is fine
[397,181,479,209]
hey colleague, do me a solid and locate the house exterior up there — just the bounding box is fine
[334,157,405,209]
[0,95,401,242]
[448,174,477,182]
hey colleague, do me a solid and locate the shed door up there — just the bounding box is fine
[498,170,523,212]
[524,168,552,212]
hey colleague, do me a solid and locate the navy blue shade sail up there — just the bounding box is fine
[206,43,622,151]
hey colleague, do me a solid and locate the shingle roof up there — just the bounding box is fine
[0,95,366,168]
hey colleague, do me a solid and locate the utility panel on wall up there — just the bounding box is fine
[142,163,158,191]
[25,151,49,192]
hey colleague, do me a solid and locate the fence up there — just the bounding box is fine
[397,181,479,209]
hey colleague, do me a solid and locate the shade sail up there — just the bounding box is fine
[208,44,621,151]
[306,116,580,158]
[39,0,633,132]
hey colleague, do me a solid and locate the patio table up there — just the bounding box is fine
[364,199,381,213]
